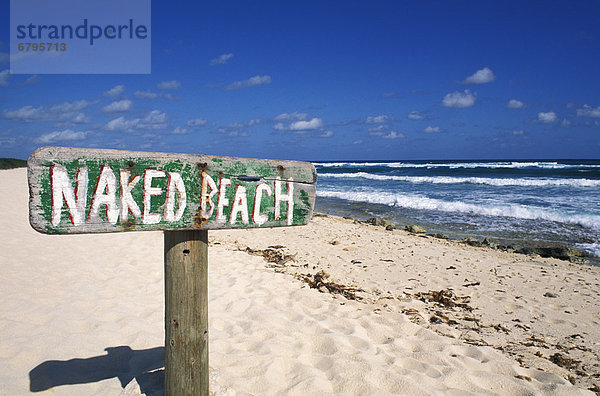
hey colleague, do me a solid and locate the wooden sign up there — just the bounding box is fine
[28,147,317,234]
[27,146,317,395]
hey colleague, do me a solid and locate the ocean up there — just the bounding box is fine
[313,160,600,261]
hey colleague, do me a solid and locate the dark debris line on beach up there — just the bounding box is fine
[242,246,296,271]
[301,270,364,301]
[351,215,592,265]
[241,245,364,301]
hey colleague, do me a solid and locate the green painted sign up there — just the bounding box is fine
[28,147,317,234]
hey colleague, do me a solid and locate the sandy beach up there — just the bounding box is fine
[1,167,599,395]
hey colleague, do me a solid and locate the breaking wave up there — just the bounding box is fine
[318,172,600,188]
[317,189,600,230]
[314,161,600,170]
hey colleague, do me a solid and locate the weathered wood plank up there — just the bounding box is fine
[164,230,209,396]
[28,147,317,234]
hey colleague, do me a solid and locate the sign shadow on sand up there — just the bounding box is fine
[29,345,164,394]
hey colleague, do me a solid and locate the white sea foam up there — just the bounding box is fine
[576,243,600,258]
[314,162,398,168]
[314,161,600,169]
[318,172,600,188]
[317,189,600,230]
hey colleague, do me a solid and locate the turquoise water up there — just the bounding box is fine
[314,160,600,258]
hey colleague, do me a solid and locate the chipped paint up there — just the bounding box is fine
[28,147,316,234]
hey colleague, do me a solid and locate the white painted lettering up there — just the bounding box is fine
[200,173,217,219]
[143,169,165,224]
[229,185,249,224]
[88,166,119,224]
[119,169,141,222]
[164,172,187,222]
[50,164,88,226]
[275,178,294,226]
[252,183,272,225]
[216,177,231,223]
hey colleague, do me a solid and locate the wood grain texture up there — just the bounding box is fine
[164,230,209,396]
[28,147,316,234]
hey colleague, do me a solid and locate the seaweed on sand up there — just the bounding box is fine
[302,270,363,301]
[413,289,473,311]
[243,246,296,268]
[549,353,581,370]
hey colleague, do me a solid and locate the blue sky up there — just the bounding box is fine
[1,0,600,161]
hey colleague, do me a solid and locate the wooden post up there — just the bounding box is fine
[164,230,209,396]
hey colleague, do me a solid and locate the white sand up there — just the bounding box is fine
[0,168,595,395]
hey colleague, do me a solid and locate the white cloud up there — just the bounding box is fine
[210,53,234,65]
[407,111,424,120]
[214,119,260,137]
[320,130,333,138]
[507,99,525,109]
[512,129,524,135]
[103,85,124,97]
[369,125,404,139]
[289,118,323,130]
[382,131,405,139]
[72,112,90,123]
[0,69,10,87]
[353,140,363,145]
[172,127,191,135]
[463,67,495,84]
[104,110,168,132]
[367,120,404,139]
[157,80,181,90]
[3,106,42,121]
[424,126,441,133]
[225,75,271,90]
[187,118,207,127]
[102,99,132,113]
[221,119,260,129]
[2,100,92,122]
[105,116,136,131]
[561,119,572,127]
[442,90,476,108]
[274,112,308,121]
[137,110,168,129]
[368,125,388,136]
[217,127,247,137]
[576,104,600,118]
[50,100,90,113]
[537,111,557,123]
[35,129,87,143]
[274,117,323,131]
[366,115,388,124]
[134,90,160,99]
